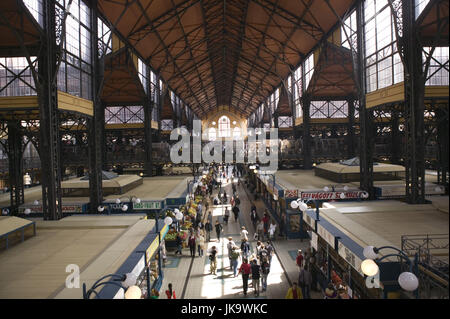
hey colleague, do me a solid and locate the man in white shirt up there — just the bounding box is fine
[240,226,249,242]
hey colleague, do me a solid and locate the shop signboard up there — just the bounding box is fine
[133,201,162,211]
[338,241,364,275]
[299,191,367,201]
[166,197,186,207]
[284,189,298,199]
[19,203,86,214]
[317,223,335,248]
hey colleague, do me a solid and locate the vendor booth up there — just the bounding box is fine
[98,220,169,299]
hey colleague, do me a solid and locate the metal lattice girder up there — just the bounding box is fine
[38,0,63,220]
[89,0,104,214]
[7,120,24,214]
[301,96,312,169]
[402,0,427,204]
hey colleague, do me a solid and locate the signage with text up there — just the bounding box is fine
[133,201,162,210]
[19,204,85,214]
[299,191,366,201]
[338,241,364,275]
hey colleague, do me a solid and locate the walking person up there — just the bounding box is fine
[298,265,313,299]
[257,244,268,263]
[165,283,176,299]
[215,220,223,242]
[255,241,263,258]
[265,241,274,266]
[238,259,252,296]
[208,246,218,275]
[250,209,259,230]
[204,220,213,242]
[250,259,261,297]
[234,195,241,207]
[188,233,196,258]
[296,249,304,271]
[207,211,213,225]
[230,246,240,277]
[268,220,277,241]
[240,226,249,242]
[227,237,236,269]
[175,233,183,255]
[260,257,270,292]
[256,220,265,241]
[240,238,251,260]
[250,203,257,215]
[232,205,240,222]
[224,207,230,225]
[197,233,205,257]
[285,282,303,299]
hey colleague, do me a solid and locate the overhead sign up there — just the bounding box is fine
[133,201,162,210]
[284,189,299,198]
[299,191,367,201]
[19,204,85,214]
[338,241,364,275]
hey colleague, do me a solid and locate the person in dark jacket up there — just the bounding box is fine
[232,205,240,222]
[250,209,259,230]
[234,195,241,207]
[175,233,183,255]
[215,221,223,241]
[250,259,261,296]
[240,238,251,260]
[298,265,313,299]
[188,234,196,257]
[205,220,213,242]
[260,257,270,292]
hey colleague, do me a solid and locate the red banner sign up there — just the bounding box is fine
[299,191,367,200]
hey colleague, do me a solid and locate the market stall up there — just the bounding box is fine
[164,194,204,250]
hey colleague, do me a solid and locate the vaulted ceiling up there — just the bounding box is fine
[97,0,356,118]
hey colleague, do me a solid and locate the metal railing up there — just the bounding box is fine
[401,234,449,299]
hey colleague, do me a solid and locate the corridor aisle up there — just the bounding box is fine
[160,170,291,299]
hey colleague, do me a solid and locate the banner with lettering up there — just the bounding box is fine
[299,191,367,201]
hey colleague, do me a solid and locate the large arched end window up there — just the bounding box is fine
[218,116,230,138]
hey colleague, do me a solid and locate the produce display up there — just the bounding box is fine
[163,179,208,242]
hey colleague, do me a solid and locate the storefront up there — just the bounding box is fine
[302,208,381,299]
[98,220,169,299]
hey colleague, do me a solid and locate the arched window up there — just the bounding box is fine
[233,127,241,140]
[218,116,230,138]
[208,127,217,141]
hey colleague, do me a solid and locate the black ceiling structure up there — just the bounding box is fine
[97,0,356,118]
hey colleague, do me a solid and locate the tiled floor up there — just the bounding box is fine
[160,170,322,299]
